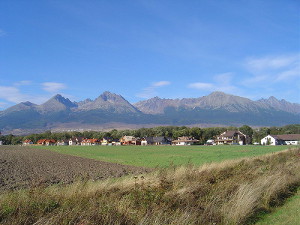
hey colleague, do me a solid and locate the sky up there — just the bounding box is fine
[0,0,299,110]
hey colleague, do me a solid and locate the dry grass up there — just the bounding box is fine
[1,148,300,225]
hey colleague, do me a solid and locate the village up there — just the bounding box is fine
[21,130,300,146]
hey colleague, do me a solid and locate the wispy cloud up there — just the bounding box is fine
[188,73,239,94]
[0,29,6,37]
[243,54,300,85]
[245,55,299,71]
[137,81,171,98]
[153,81,171,87]
[0,86,27,103]
[42,82,66,93]
[188,82,213,90]
[0,81,69,108]
[14,80,32,86]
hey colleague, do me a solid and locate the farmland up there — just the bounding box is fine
[0,146,150,191]
[36,144,295,168]
[0,147,299,225]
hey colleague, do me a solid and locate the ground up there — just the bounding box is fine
[0,146,150,191]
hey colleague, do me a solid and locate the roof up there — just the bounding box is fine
[82,138,101,143]
[143,136,172,143]
[219,130,246,137]
[153,136,170,142]
[271,134,300,141]
[23,139,33,143]
[37,139,47,144]
[70,137,84,142]
[172,139,199,143]
[37,139,56,144]
[121,136,136,142]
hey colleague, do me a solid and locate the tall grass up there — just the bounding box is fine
[1,148,300,225]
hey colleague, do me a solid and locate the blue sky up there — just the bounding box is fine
[0,0,299,109]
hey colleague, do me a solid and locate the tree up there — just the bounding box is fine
[239,125,253,136]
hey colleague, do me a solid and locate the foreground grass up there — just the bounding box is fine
[256,188,300,225]
[34,145,294,168]
[1,148,299,225]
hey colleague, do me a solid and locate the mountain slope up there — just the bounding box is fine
[258,96,300,114]
[76,91,140,113]
[37,94,77,113]
[0,91,299,133]
[134,92,299,115]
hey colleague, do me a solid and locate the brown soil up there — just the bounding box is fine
[0,146,151,191]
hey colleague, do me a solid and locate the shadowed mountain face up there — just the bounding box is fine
[0,91,299,132]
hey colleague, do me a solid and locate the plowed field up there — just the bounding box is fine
[0,146,151,191]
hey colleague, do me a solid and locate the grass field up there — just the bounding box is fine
[34,145,296,168]
[256,188,300,225]
[2,148,299,225]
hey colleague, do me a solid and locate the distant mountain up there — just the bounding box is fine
[0,91,299,134]
[76,91,140,113]
[134,92,299,115]
[37,94,77,114]
[1,101,38,114]
[258,96,300,114]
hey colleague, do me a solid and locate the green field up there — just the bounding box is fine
[256,188,300,225]
[34,145,297,168]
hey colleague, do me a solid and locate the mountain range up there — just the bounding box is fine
[0,91,299,134]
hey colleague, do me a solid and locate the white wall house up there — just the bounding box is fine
[172,136,198,145]
[261,134,300,145]
[261,135,278,145]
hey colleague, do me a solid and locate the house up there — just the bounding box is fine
[141,137,149,146]
[261,134,300,145]
[120,136,136,145]
[215,130,248,145]
[57,139,69,146]
[111,139,121,146]
[172,136,199,145]
[22,139,33,146]
[36,139,56,146]
[101,137,113,145]
[141,137,172,145]
[206,139,215,145]
[69,137,84,145]
[81,138,101,145]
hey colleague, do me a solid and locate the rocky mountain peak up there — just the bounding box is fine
[38,94,76,113]
[3,101,37,113]
[98,91,124,102]
[76,91,140,113]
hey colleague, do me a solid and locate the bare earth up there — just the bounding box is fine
[0,146,151,191]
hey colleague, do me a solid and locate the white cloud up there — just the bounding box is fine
[153,81,171,87]
[188,72,239,94]
[42,82,66,93]
[243,54,300,86]
[275,65,300,81]
[137,80,171,98]
[0,81,69,108]
[14,80,32,86]
[245,55,299,71]
[188,82,214,90]
[0,86,27,103]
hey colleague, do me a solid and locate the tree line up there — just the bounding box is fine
[1,124,299,145]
